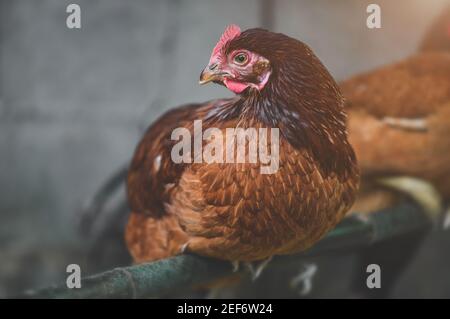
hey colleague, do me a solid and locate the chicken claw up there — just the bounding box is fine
[290,263,318,296]
[231,261,240,272]
[244,256,273,281]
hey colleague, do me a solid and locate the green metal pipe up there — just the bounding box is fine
[21,202,428,299]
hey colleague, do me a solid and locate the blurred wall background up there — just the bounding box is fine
[1,0,450,297]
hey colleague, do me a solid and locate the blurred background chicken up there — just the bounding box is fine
[339,51,450,298]
[342,6,450,220]
[343,52,450,217]
[339,5,450,297]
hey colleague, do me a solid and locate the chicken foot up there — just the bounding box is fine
[290,262,318,296]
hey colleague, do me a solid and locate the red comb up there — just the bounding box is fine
[212,24,241,57]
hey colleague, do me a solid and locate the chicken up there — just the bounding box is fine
[342,52,450,216]
[419,6,450,53]
[342,4,450,218]
[125,25,359,268]
[341,21,450,297]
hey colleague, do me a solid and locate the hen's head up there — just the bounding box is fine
[200,25,335,98]
[199,25,271,94]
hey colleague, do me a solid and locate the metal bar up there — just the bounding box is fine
[22,202,428,299]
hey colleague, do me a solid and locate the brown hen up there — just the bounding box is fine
[343,4,450,217]
[125,26,359,266]
[343,52,450,216]
[341,52,450,298]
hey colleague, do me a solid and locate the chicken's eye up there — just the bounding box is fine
[233,52,248,65]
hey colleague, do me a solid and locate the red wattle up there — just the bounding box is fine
[223,79,249,94]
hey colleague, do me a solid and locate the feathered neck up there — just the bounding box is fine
[206,56,356,178]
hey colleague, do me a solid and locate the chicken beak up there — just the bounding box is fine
[199,64,227,85]
[199,69,218,85]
